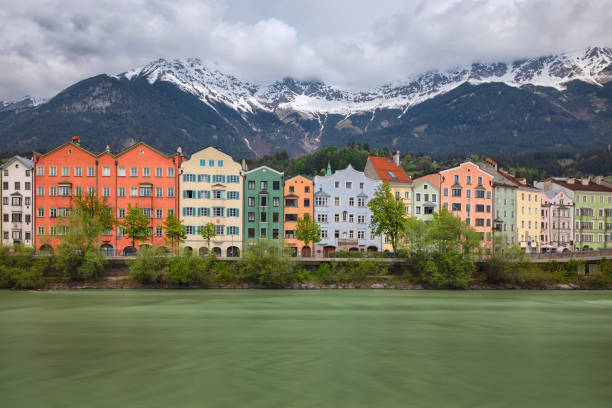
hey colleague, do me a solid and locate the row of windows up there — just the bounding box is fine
[414,193,436,203]
[199,159,225,167]
[37,225,165,237]
[246,227,280,239]
[2,197,31,206]
[247,180,281,191]
[451,174,484,185]
[314,196,369,207]
[2,182,31,191]
[443,187,491,199]
[576,194,612,204]
[284,198,310,208]
[183,190,240,200]
[36,207,174,219]
[319,229,377,240]
[444,203,492,213]
[36,186,175,198]
[332,181,366,190]
[184,224,239,236]
[247,212,281,223]
[2,213,31,223]
[575,221,611,230]
[576,208,612,217]
[183,174,240,183]
[3,169,31,177]
[287,185,311,193]
[182,207,240,217]
[2,231,31,241]
[36,166,175,178]
[315,213,369,224]
[575,233,609,243]
[246,196,281,207]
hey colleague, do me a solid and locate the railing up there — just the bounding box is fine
[526,248,612,261]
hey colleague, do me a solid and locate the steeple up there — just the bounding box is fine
[326,161,332,176]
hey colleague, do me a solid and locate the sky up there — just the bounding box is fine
[1,0,611,100]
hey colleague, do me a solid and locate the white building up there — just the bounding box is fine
[313,164,382,257]
[1,156,34,247]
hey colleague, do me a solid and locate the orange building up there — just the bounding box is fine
[439,162,495,245]
[33,137,183,255]
[283,175,313,257]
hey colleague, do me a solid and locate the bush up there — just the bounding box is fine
[311,260,388,284]
[129,246,169,284]
[0,245,49,289]
[420,251,475,289]
[213,261,236,284]
[55,244,106,281]
[239,240,294,287]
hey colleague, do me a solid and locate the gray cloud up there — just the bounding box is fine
[0,0,611,100]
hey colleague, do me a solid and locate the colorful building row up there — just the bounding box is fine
[1,138,611,255]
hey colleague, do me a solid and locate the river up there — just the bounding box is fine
[1,290,611,407]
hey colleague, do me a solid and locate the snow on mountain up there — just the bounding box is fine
[0,95,47,111]
[119,46,612,115]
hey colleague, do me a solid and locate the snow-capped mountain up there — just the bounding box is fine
[118,46,612,115]
[0,95,47,112]
[0,46,611,158]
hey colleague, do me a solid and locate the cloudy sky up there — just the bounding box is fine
[1,0,611,100]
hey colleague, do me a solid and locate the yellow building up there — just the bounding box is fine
[179,147,244,257]
[364,151,413,253]
[516,184,542,253]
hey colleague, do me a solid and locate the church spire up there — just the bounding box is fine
[326,161,332,176]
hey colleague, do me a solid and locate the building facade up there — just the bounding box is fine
[540,189,574,253]
[411,174,440,222]
[515,184,542,253]
[180,147,244,257]
[283,175,314,257]
[243,166,284,247]
[440,162,494,246]
[364,152,413,251]
[313,165,382,257]
[538,177,612,250]
[33,138,183,254]
[1,156,34,247]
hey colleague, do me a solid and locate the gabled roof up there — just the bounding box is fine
[285,174,312,183]
[440,161,496,178]
[34,141,180,159]
[545,178,612,193]
[413,173,440,189]
[0,155,34,170]
[245,165,283,176]
[367,156,412,183]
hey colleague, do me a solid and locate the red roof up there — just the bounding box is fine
[413,173,440,188]
[367,156,412,183]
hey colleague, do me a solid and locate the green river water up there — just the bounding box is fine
[0,290,611,408]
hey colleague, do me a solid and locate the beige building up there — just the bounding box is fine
[179,147,244,257]
[516,183,542,253]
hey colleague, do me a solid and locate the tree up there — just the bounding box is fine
[368,182,408,257]
[428,208,481,258]
[295,213,321,257]
[164,212,186,254]
[121,204,151,248]
[200,222,216,252]
[55,195,115,280]
[403,216,432,254]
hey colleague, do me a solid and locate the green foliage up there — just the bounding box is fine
[295,214,321,257]
[368,182,407,256]
[122,204,151,248]
[200,222,216,250]
[420,252,476,289]
[165,255,210,286]
[55,245,106,280]
[0,246,49,289]
[401,154,441,178]
[239,240,293,286]
[429,208,481,257]
[164,213,186,254]
[402,216,432,254]
[311,260,388,284]
[129,246,169,284]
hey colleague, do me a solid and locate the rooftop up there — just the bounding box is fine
[367,156,412,183]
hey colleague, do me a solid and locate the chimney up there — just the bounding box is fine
[595,176,603,185]
[72,136,80,145]
[392,150,400,166]
[105,144,110,152]
[581,177,590,186]
[241,159,248,171]
[517,177,527,185]
[176,146,184,157]
[567,178,575,184]
[485,157,498,170]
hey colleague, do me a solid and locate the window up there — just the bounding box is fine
[305,186,310,193]
[130,167,138,177]
[213,190,224,200]
[416,193,421,202]
[248,212,255,222]
[209,160,215,167]
[248,197,255,207]
[87,187,95,196]
[273,181,280,190]
[466,189,471,198]
[248,181,255,190]
[228,191,240,201]
[102,167,110,177]
[156,187,163,197]
[320,230,328,239]
[285,230,295,239]
[213,207,224,217]
[272,212,279,223]
[49,166,57,176]
[156,167,163,177]
[334,197,340,206]
[142,208,152,218]
[357,231,365,239]
[228,175,240,183]
[348,197,354,206]
[167,167,175,177]
[143,167,150,177]
[285,199,298,207]
[451,203,461,211]
[416,206,421,214]
[103,187,110,197]
[273,197,280,207]
[454,175,459,183]
[167,188,175,197]
[466,175,472,185]
[260,228,266,238]
[315,196,328,206]
[260,212,267,222]
[475,189,485,199]
[49,186,57,196]
[452,188,461,197]
[118,167,126,177]
[183,174,196,182]
[317,213,328,223]
[183,207,195,217]
[185,225,195,235]
[261,196,267,206]
[357,215,365,224]
[198,207,210,217]
[37,208,45,217]
[475,204,485,212]
[443,188,448,197]
[346,182,352,189]
[140,186,152,197]
[335,181,340,188]
[357,197,366,207]
[475,219,485,227]
[349,214,354,223]
[212,175,225,183]
[130,187,138,197]
[11,196,21,206]
[156,227,163,237]
[227,226,239,236]
[118,208,125,218]
[38,226,44,235]
[248,228,255,238]
[334,213,340,222]
[87,167,95,177]
[477,176,483,185]
[227,208,239,217]
[260,181,268,190]
[156,209,163,219]
[37,166,44,176]
[273,229,279,239]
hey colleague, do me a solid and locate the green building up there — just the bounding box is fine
[411,174,440,222]
[478,160,518,246]
[539,177,612,250]
[243,166,284,247]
